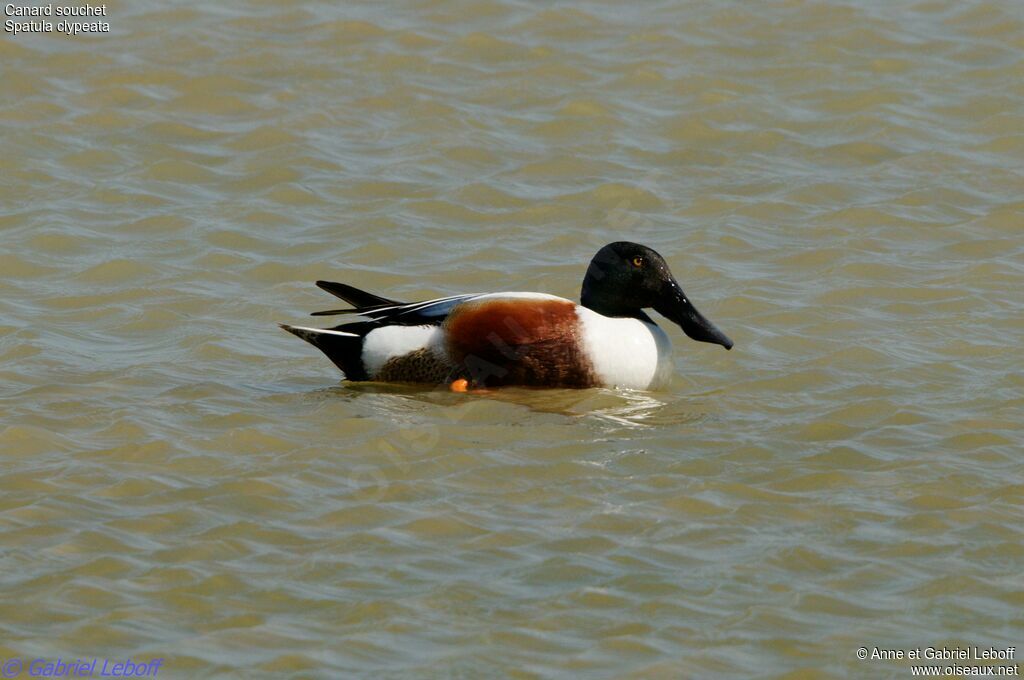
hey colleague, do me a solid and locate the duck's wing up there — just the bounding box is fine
[311,281,480,327]
[353,294,482,325]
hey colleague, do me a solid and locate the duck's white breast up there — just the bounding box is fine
[576,307,673,390]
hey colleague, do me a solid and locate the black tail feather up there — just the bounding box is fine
[279,324,367,380]
[316,281,401,308]
[310,308,359,317]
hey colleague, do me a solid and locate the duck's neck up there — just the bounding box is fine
[580,288,651,322]
[580,264,655,322]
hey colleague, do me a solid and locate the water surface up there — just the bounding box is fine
[2,0,1023,677]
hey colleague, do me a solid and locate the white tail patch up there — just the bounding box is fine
[362,325,444,377]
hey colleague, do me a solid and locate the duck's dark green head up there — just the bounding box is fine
[580,241,733,350]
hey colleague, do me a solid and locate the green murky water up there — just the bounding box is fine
[2,1,1022,677]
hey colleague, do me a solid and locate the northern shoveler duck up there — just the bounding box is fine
[281,241,733,390]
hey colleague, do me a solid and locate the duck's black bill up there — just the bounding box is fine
[654,280,733,350]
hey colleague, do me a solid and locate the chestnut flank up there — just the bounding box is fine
[444,299,597,388]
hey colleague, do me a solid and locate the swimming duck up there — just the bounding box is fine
[281,241,732,390]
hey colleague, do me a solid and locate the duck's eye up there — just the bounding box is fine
[632,256,644,267]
